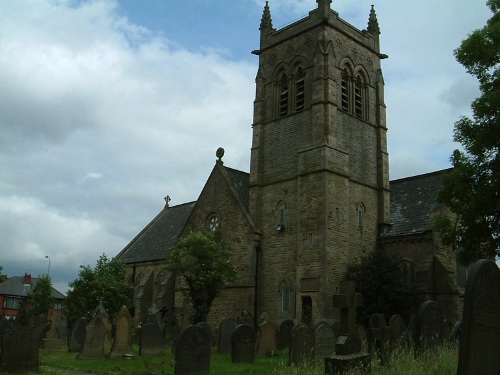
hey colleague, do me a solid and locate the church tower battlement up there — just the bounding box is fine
[249,1,390,321]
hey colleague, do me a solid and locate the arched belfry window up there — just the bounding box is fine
[340,66,368,120]
[279,73,289,117]
[341,68,350,112]
[277,201,286,232]
[295,66,305,112]
[357,203,365,227]
[354,73,367,119]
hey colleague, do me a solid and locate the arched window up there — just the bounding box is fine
[341,68,350,112]
[340,66,368,120]
[207,213,220,231]
[281,282,290,313]
[279,73,288,116]
[277,201,286,232]
[354,75,363,118]
[295,66,305,112]
[400,260,416,287]
[156,273,166,296]
[357,203,365,227]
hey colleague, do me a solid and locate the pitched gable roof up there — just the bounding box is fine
[382,169,451,238]
[0,276,66,299]
[117,201,196,264]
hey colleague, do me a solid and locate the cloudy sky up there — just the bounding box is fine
[0,0,491,294]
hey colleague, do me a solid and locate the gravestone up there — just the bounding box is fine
[237,310,253,326]
[357,324,368,354]
[140,321,163,356]
[69,317,87,352]
[197,321,213,347]
[42,310,62,350]
[289,324,314,366]
[56,314,68,346]
[110,306,133,358]
[331,319,340,338]
[413,300,446,356]
[389,314,409,351]
[279,319,295,350]
[325,277,370,375]
[314,322,336,360]
[78,313,112,359]
[457,259,500,375]
[33,316,50,349]
[175,325,211,375]
[0,301,39,372]
[367,314,393,366]
[163,314,180,345]
[217,317,237,353]
[231,324,257,363]
[256,321,278,357]
[448,320,462,347]
[0,318,10,349]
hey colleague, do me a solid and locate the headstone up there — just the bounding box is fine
[448,320,462,347]
[331,319,340,338]
[314,322,336,359]
[217,317,237,353]
[237,310,253,326]
[174,325,211,375]
[162,313,180,345]
[413,300,446,356]
[325,277,370,375]
[56,314,68,346]
[0,301,39,372]
[289,324,314,366]
[69,317,87,353]
[457,259,500,375]
[256,321,278,357]
[367,314,393,366]
[0,318,11,350]
[231,324,257,363]
[357,324,368,354]
[197,322,213,347]
[279,319,295,350]
[140,321,163,356]
[78,313,112,359]
[33,316,50,349]
[42,311,62,350]
[389,314,409,351]
[110,306,133,358]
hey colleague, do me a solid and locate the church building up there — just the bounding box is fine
[116,1,463,328]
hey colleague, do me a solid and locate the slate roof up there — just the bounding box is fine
[117,201,196,264]
[0,276,66,299]
[382,169,451,238]
[225,167,250,209]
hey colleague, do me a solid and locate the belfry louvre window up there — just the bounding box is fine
[279,74,288,117]
[355,76,363,118]
[295,67,305,111]
[341,69,349,112]
[340,68,368,120]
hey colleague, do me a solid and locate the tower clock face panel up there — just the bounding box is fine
[209,216,219,231]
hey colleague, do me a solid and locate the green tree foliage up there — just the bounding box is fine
[436,0,500,265]
[64,254,133,324]
[166,231,237,324]
[348,247,416,324]
[0,265,7,283]
[29,274,54,316]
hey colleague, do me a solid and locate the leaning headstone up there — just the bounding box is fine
[110,306,133,358]
[325,277,370,375]
[289,324,314,366]
[78,313,112,359]
[217,317,238,353]
[389,314,409,351]
[197,321,213,347]
[279,319,295,350]
[314,322,336,360]
[0,301,39,372]
[69,317,87,353]
[413,300,446,356]
[231,324,257,363]
[457,259,500,375]
[140,321,163,356]
[174,325,211,375]
[448,320,462,348]
[256,321,278,357]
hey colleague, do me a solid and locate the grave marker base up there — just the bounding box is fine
[325,353,371,375]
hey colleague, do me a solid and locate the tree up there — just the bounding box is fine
[64,254,133,324]
[0,265,7,283]
[165,231,237,324]
[436,0,500,265]
[348,247,416,324]
[29,274,54,316]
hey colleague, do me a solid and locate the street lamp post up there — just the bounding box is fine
[45,255,50,276]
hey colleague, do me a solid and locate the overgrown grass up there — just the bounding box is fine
[1,344,458,375]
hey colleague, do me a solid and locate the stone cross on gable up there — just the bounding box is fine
[333,279,363,337]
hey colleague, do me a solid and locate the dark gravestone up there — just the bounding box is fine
[0,302,39,372]
[140,321,163,356]
[197,322,213,348]
[413,300,446,356]
[110,306,133,358]
[217,317,237,353]
[289,324,314,366]
[163,314,180,345]
[69,317,87,353]
[175,325,211,375]
[79,313,112,359]
[331,319,340,339]
[448,320,462,347]
[325,278,370,375]
[389,314,409,351]
[231,324,257,363]
[42,311,62,350]
[0,318,10,350]
[256,321,278,357]
[314,322,336,359]
[367,314,393,366]
[357,324,368,354]
[56,314,68,346]
[457,259,500,375]
[279,319,294,350]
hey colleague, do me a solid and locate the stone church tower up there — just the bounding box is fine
[249,0,390,323]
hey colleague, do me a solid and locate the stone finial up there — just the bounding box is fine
[216,147,225,165]
[164,195,171,208]
[367,5,380,35]
[260,1,273,32]
[317,0,332,21]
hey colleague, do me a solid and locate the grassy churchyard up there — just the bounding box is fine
[3,344,459,375]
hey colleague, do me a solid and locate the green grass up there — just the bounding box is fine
[1,344,458,375]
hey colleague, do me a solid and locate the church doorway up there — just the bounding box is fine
[301,296,312,324]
